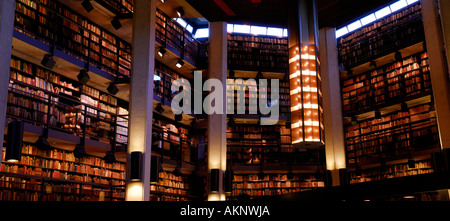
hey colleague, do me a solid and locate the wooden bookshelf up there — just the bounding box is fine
[150,170,192,201]
[337,1,441,185]
[341,52,432,115]
[227,34,288,72]
[226,79,290,117]
[155,8,199,63]
[0,144,126,201]
[152,118,198,164]
[348,159,434,184]
[227,125,298,165]
[8,55,129,145]
[227,173,324,199]
[14,0,132,78]
[337,2,424,68]
[345,102,439,163]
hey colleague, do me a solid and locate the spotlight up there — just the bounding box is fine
[190,118,199,128]
[347,69,353,77]
[175,113,183,121]
[103,151,116,164]
[155,103,165,114]
[77,69,90,84]
[176,58,184,68]
[210,169,219,193]
[130,151,143,181]
[157,47,167,57]
[375,110,382,119]
[227,117,236,127]
[107,82,119,95]
[401,102,408,113]
[224,169,234,193]
[111,16,122,30]
[351,116,358,126]
[287,171,294,180]
[160,0,166,3]
[258,171,265,180]
[355,166,362,177]
[5,121,24,163]
[256,71,263,79]
[176,7,185,17]
[81,0,94,13]
[41,54,56,69]
[173,167,182,176]
[408,158,416,168]
[34,135,52,151]
[395,51,403,62]
[229,70,235,78]
[369,60,377,69]
[73,144,87,158]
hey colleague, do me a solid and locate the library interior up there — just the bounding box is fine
[1,0,450,202]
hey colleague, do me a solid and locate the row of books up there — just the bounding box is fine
[349,160,433,183]
[234,181,323,190]
[20,145,125,171]
[228,188,308,198]
[338,3,422,45]
[228,35,288,44]
[15,0,132,76]
[345,104,434,138]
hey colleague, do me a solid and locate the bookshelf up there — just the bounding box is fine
[155,8,199,63]
[0,144,126,201]
[150,170,192,201]
[152,118,198,164]
[227,34,289,72]
[226,78,290,117]
[337,1,441,185]
[227,173,324,199]
[337,2,424,68]
[341,52,432,115]
[227,125,300,165]
[8,55,129,145]
[348,159,434,184]
[345,102,439,163]
[14,0,132,78]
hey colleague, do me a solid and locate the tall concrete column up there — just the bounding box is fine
[0,0,16,164]
[421,0,450,150]
[125,0,156,201]
[319,27,346,186]
[207,21,227,201]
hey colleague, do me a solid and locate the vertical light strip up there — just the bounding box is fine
[289,44,324,147]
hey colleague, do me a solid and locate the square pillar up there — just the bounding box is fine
[125,0,157,201]
[319,27,346,186]
[0,0,16,164]
[207,21,227,201]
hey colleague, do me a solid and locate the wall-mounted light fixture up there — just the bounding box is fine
[130,151,143,181]
[5,121,24,163]
[210,169,219,193]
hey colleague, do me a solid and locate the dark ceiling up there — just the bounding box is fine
[186,0,395,28]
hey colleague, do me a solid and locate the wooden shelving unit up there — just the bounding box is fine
[227,173,324,199]
[337,2,440,184]
[0,144,126,201]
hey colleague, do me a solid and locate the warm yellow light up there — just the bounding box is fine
[126,182,144,201]
[6,159,19,163]
[289,55,300,63]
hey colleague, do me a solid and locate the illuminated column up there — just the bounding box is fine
[125,0,156,201]
[319,27,346,186]
[207,21,227,201]
[288,0,324,148]
[0,0,15,165]
[421,0,450,150]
